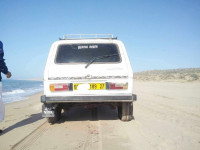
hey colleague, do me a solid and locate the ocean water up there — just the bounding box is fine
[2,80,43,103]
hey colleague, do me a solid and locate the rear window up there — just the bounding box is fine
[55,44,121,64]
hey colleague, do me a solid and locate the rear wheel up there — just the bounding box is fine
[47,107,61,124]
[118,102,133,121]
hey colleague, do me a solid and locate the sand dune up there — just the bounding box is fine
[134,68,200,81]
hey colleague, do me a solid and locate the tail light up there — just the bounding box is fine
[107,82,128,90]
[50,84,69,92]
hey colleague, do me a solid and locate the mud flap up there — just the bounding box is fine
[42,104,55,117]
[121,102,133,121]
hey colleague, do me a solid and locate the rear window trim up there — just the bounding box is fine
[54,43,122,65]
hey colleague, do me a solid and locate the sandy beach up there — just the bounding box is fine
[0,81,200,150]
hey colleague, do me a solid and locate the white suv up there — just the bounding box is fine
[41,34,137,123]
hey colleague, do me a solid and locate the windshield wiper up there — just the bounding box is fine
[85,54,118,69]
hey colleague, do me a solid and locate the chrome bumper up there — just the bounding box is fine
[41,94,137,103]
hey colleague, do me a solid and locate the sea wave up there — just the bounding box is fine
[2,80,43,103]
[2,89,25,96]
[3,87,43,104]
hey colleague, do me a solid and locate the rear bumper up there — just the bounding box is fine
[41,94,137,103]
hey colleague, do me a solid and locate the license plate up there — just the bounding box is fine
[42,108,55,117]
[73,83,106,90]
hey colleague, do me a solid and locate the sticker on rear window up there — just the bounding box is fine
[89,45,98,49]
[78,45,98,49]
[78,45,88,49]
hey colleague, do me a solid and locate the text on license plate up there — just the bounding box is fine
[73,83,106,90]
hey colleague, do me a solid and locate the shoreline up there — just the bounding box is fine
[4,91,44,105]
[4,91,43,108]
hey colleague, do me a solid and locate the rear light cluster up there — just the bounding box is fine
[107,82,128,90]
[50,84,70,92]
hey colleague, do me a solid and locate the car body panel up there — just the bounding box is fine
[43,39,134,102]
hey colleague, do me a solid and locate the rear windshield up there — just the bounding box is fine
[55,44,121,64]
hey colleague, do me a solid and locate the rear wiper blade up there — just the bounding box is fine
[85,54,118,69]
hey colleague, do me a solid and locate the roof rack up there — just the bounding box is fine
[60,34,117,40]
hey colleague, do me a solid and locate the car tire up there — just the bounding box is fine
[47,107,61,124]
[118,102,133,121]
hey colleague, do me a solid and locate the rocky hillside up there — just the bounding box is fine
[133,68,200,81]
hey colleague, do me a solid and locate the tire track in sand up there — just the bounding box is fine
[11,121,49,150]
[81,108,103,150]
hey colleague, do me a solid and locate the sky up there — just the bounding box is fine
[0,0,200,79]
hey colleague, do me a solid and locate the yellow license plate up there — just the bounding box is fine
[73,83,106,90]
